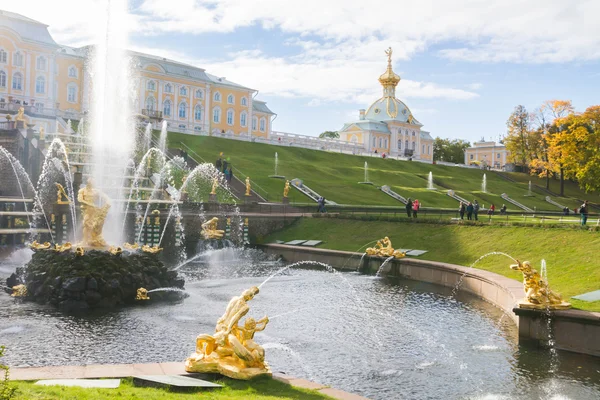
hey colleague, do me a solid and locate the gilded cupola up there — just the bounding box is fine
[378,47,400,98]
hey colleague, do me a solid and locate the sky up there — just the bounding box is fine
[5,0,600,143]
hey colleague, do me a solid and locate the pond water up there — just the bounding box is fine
[0,247,599,400]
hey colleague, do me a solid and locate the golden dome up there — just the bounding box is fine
[378,47,400,89]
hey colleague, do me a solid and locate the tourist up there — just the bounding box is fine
[215,156,222,171]
[225,166,233,183]
[374,149,378,154]
[466,202,474,220]
[382,153,386,159]
[405,198,413,218]
[580,200,589,226]
[412,199,420,218]
[318,197,327,213]
[473,200,480,221]
[563,207,570,215]
[459,202,466,220]
[222,159,229,173]
[488,203,495,216]
[500,204,507,215]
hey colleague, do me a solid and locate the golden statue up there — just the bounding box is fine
[142,244,162,253]
[78,178,111,248]
[283,180,290,198]
[109,246,123,255]
[54,242,72,252]
[245,177,251,196]
[210,177,219,195]
[39,127,45,140]
[136,288,150,300]
[202,217,225,240]
[185,286,271,380]
[385,47,392,64]
[29,241,51,250]
[123,242,139,251]
[510,261,571,310]
[11,284,27,297]
[55,183,71,204]
[75,246,85,256]
[366,237,405,258]
[15,107,26,122]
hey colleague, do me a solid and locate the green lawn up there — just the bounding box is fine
[11,377,332,400]
[168,133,594,211]
[261,218,600,311]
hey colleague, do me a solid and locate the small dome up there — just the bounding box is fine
[378,68,400,87]
[364,97,419,124]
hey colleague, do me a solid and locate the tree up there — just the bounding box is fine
[505,105,535,171]
[319,131,339,139]
[433,137,470,163]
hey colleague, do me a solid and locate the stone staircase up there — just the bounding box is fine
[380,185,408,204]
[501,193,534,212]
[290,178,336,204]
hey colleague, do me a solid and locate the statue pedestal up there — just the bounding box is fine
[244,196,252,205]
[282,197,289,204]
[209,194,217,203]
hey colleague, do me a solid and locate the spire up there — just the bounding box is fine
[378,47,400,98]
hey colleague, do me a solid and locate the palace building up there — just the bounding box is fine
[464,139,510,169]
[338,48,433,161]
[0,10,275,136]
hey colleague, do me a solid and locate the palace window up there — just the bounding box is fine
[240,111,247,127]
[12,73,22,90]
[226,109,234,125]
[13,52,23,67]
[178,102,187,118]
[428,145,431,155]
[145,96,156,111]
[378,138,383,148]
[241,97,247,106]
[213,91,221,102]
[412,142,416,150]
[213,107,221,123]
[422,144,425,154]
[178,124,187,129]
[68,66,77,78]
[227,94,234,104]
[252,116,258,130]
[195,89,203,99]
[259,117,266,132]
[36,56,46,71]
[470,154,474,160]
[163,100,171,117]
[194,105,202,120]
[0,50,7,64]
[67,84,77,103]
[405,140,408,149]
[398,140,402,149]
[194,126,202,132]
[497,153,501,159]
[0,71,6,88]
[36,103,44,111]
[35,76,45,94]
[147,80,156,91]
[412,131,415,136]
[164,83,172,93]
[372,137,376,147]
[180,86,188,96]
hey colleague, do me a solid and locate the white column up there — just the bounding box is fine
[187,87,193,126]
[25,53,31,97]
[247,94,253,137]
[157,80,163,114]
[174,85,179,124]
[48,56,55,104]
[204,84,211,133]
[402,129,406,156]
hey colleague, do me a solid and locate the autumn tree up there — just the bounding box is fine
[505,105,535,171]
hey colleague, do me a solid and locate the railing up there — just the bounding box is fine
[501,193,534,212]
[380,185,407,204]
[141,109,163,119]
[0,121,16,130]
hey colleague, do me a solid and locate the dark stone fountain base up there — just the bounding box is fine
[7,249,184,312]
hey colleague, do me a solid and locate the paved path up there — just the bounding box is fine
[11,362,368,400]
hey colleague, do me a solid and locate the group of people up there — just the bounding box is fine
[405,198,420,218]
[458,201,507,220]
[215,153,233,183]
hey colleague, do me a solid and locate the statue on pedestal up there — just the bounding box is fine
[211,177,218,195]
[15,107,26,122]
[77,178,111,248]
[366,236,405,258]
[202,217,225,240]
[245,177,251,196]
[283,180,290,198]
[510,261,571,309]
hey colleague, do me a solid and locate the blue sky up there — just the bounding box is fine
[8,0,600,144]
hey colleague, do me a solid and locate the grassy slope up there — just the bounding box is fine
[504,172,591,210]
[12,377,332,400]
[261,218,600,311]
[168,133,592,210]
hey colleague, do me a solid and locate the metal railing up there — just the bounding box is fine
[141,109,163,119]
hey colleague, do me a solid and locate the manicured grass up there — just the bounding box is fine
[168,133,593,211]
[261,218,600,311]
[12,377,332,399]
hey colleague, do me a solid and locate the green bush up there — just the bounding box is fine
[0,346,15,400]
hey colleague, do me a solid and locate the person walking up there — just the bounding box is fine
[459,202,466,220]
[225,166,233,184]
[412,199,420,218]
[500,204,507,215]
[473,200,480,221]
[580,200,589,226]
[466,202,474,220]
[405,198,413,218]
[222,159,229,173]
[215,156,222,171]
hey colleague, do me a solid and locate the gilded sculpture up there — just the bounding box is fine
[109,246,123,255]
[11,284,27,297]
[123,242,139,251]
[30,241,52,250]
[39,127,45,140]
[510,261,571,310]
[366,237,405,258]
[136,288,150,300]
[54,242,72,252]
[211,177,219,195]
[245,177,251,196]
[55,183,71,204]
[283,180,290,198]
[185,286,271,380]
[141,244,163,254]
[78,178,111,248]
[15,107,26,122]
[75,246,85,256]
[202,217,225,240]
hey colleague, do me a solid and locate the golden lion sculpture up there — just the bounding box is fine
[510,260,571,309]
[366,237,405,258]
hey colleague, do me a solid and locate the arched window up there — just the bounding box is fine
[412,131,415,136]
[194,126,202,131]
[178,102,187,118]
[178,124,187,129]
[405,140,408,149]
[0,49,7,64]
[0,71,6,88]
[378,138,383,148]
[36,56,46,71]
[12,72,22,90]
[163,100,171,117]
[384,138,388,148]
[35,76,45,94]
[147,80,156,91]
[227,94,234,104]
[68,66,77,78]
[226,109,234,125]
[428,145,431,154]
[213,107,221,123]
[259,117,266,132]
[67,84,77,103]
[145,96,156,111]
[412,142,416,150]
[195,89,203,99]
[398,140,402,149]
[241,97,247,106]
[194,105,202,120]
[350,135,358,143]
[213,91,221,102]
[422,144,425,154]
[13,52,23,67]
[252,116,258,130]
[164,83,172,93]
[240,111,247,127]
[372,137,376,147]
[180,86,188,96]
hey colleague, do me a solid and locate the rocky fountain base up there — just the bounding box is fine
[7,248,184,312]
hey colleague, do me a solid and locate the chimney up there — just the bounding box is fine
[359,109,366,120]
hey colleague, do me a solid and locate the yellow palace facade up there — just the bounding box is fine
[0,10,275,136]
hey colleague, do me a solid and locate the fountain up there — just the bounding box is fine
[510,260,571,309]
[268,152,285,179]
[481,173,487,193]
[427,171,435,190]
[525,180,533,196]
[365,237,405,259]
[358,161,373,184]
[158,120,168,154]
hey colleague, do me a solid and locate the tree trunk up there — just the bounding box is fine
[546,172,550,190]
[560,167,565,197]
